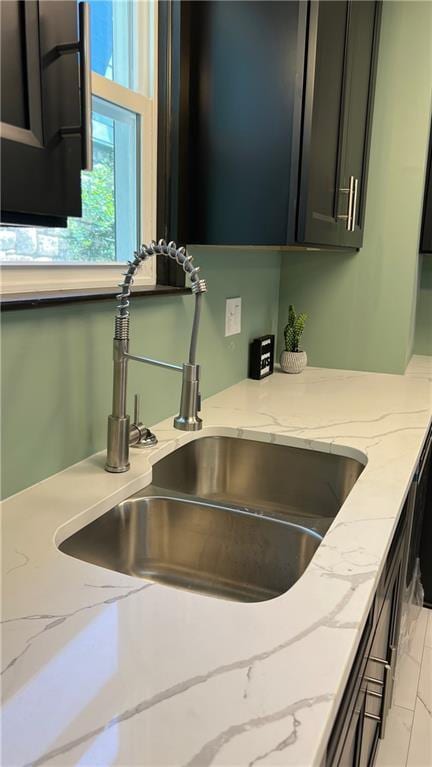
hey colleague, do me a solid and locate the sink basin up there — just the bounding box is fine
[59,495,322,602]
[152,436,364,521]
[59,436,364,602]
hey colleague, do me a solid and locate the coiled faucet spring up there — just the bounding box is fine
[116,239,207,320]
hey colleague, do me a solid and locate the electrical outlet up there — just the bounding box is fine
[225,297,242,336]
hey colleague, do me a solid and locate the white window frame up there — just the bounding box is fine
[0,1,157,295]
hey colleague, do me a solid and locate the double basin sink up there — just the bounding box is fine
[60,437,364,603]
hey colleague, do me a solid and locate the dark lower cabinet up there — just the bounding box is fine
[420,127,432,254]
[326,501,409,766]
[416,428,432,605]
[329,612,372,767]
[161,0,382,249]
[420,461,432,606]
[1,0,89,227]
[341,692,366,767]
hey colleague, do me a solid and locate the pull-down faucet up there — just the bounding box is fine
[105,240,207,473]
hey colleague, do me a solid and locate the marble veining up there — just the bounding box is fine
[1,356,431,767]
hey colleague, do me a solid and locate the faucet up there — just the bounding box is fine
[105,240,207,473]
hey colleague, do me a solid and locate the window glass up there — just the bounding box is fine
[90,0,142,93]
[90,0,154,96]
[0,97,138,265]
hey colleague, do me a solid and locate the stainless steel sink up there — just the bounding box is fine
[59,437,364,602]
[59,495,322,602]
[152,436,364,522]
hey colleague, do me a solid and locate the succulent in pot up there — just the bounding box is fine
[280,305,308,374]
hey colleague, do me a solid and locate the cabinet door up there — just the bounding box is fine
[337,686,365,766]
[326,507,408,767]
[184,0,306,246]
[326,610,374,767]
[360,545,405,766]
[298,1,381,249]
[406,436,432,590]
[420,127,432,254]
[338,1,381,249]
[420,448,432,605]
[1,0,83,226]
[298,0,349,248]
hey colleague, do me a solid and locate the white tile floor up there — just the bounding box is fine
[376,608,432,767]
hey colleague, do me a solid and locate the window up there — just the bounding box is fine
[0,0,156,293]
[90,0,154,95]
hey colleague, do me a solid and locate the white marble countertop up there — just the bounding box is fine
[2,355,431,767]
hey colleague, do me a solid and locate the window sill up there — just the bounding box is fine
[0,285,191,311]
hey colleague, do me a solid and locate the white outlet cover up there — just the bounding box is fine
[225,297,242,337]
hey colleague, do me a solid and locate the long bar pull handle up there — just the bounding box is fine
[379,664,393,739]
[386,645,397,715]
[338,176,355,230]
[78,2,92,170]
[57,3,92,170]
[364,675,384,687]
[364,712,381,722]
[350,177,359,232]
[366,689,383,700]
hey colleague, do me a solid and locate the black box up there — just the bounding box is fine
[249,335,275,380]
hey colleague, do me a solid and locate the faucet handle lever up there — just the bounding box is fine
[131,392,158,448]
[133,393,141,425]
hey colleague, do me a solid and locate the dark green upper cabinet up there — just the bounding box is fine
[299,1,381,249]
[1,1,88,227]
[160,0,382,250]
[337,1,381,249]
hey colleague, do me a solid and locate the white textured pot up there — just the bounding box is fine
[280,350,307,374]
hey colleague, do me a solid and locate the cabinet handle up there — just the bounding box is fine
[56,3,93,171]
[379,663,393,739]
[78,2,92,171]
[364,645,396,739]
[366,644,397,740]
[364,675,384,687]
[350,177,359,232]
[364,712,381,722]
[386,646,397,716]
[339,176,355,231]
[366,689,383,700]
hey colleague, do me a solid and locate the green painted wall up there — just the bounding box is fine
[278,0,432,373]
[1,248,281,498]
[3,0,432,500]
[414,255,432,355]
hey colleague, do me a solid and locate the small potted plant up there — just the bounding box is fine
[280,305,308,374]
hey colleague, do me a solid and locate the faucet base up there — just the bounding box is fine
[105,415,131,473]
[131,425,158,448]
[105,462,130,473]
[173,415,203,431]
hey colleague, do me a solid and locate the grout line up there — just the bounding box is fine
[397,703,419,713]
[405,608,429,766]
